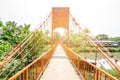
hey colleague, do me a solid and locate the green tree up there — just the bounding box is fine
[70,33,83,47]
[83,28,90,34]
[54,31,61,39]
[45,30,50,38]
[96,34,109,40]
[62,30,69,44]
[109,37,120,42]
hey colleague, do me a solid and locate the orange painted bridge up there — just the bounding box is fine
[39,45,81,80]
[0,7,120,80]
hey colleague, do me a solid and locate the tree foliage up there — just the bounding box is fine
[1,21,30,45]
[83,28,90,34]
[96,34,109,40]
[54,31,61,40]
[61,28,90,48]
[109,37,120,42]
[0,20,51,79]
[0,20,30,61]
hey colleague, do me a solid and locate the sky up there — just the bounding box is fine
[0,0,120,37]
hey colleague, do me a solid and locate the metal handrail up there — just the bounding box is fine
[9,44,57,80]
[62,44,118,80]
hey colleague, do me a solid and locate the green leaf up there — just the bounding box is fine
[0,21,3,27]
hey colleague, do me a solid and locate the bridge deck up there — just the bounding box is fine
[39,45,81,80]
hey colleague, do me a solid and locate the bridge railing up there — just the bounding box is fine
[0,12,52,80]
[62,44,118,80]
[9,44,57,80]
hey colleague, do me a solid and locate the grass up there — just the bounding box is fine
[76,51,120,79]
[78,52,120,60]
[111,52,120,59]
[70,47,120,60]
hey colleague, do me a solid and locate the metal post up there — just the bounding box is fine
[77,57,80,71]
[41,58,44,71]
[34,31,38,79]
[95,46,98,65]
[51,30,53,48]
[18,45,24,80]
[35,63,37,79]
[95,69,98,80]
[26,68,28,80]
[83,62,86,78]
[68,29,69,47]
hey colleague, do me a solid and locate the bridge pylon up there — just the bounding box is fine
[51,7,69,46]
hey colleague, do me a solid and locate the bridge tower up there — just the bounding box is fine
[51,7,69,46]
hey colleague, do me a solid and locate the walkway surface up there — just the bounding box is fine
[39,45,81,80]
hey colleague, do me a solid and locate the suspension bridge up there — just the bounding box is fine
[0,7,120,80]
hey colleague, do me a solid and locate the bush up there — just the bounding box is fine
[0,41,12,61]
[0,20,30,61]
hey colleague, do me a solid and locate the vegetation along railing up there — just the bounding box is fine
[0,12,52,80]
[9,44,57,80]
[62,44,118,80]
[0,30,52,80]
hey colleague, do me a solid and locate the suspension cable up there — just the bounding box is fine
[69,13,120,78]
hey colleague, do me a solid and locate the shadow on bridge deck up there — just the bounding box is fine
[39,44,81,80]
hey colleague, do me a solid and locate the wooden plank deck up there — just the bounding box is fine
[39,45,81,80]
